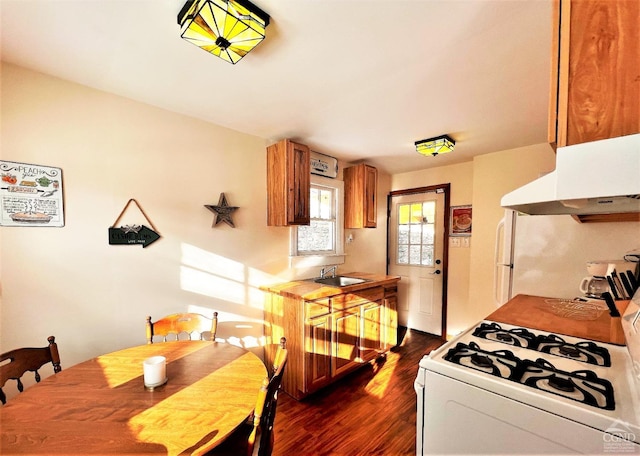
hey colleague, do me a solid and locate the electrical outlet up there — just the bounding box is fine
[450,238,461,248]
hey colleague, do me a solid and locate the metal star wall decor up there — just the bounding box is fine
[205,193,239,228]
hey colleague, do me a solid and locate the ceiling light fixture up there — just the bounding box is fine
[178,0,270,64]
[415,135,456,157]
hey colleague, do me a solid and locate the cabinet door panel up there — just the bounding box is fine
[267,139,310,226]
[384,294,398,348]
[364,165,377,227]
[344,163,377,228]
[551,0,640,147]
[305,315,331,393]
[332,310,359,377]
[289,142,310,225]
[360,301,383,362]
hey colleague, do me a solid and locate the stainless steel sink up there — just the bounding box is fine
[314,276,368,287]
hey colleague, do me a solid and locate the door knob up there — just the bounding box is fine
[430,270,441,275]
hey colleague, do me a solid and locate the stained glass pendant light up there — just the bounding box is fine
[415,135,456,156]
[178,0,270,64]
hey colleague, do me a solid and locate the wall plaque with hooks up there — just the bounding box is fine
[108,199,161,248]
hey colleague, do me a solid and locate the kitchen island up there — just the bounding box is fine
[261,273,400,400]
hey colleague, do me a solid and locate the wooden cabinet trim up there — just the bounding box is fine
[305,300,332,319]
[334,287,384,310]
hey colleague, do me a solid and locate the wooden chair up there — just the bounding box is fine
[210,337,288,456]
[0,336,62,405]
[146,312,218,344]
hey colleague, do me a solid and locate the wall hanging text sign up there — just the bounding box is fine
[310,151,338,178]
[108,225,160,248]
[0,160,65,227]
[108,199,161,248]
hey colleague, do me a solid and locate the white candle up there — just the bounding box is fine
[143,355,167,388]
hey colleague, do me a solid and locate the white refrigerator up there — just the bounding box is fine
[494,209,640,306]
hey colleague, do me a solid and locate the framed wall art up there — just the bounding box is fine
[450,205,472,236]
[0,160,65,227]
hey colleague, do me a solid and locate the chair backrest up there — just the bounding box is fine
[0,336,62,405]
[146,312,218,344]
[270,337,288,379]
[248,337,288,456]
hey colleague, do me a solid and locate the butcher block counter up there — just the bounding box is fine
[488,294,628,346]
[261,273,400,400]
[260,272,400,301]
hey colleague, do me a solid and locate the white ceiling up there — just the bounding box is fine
[0,0,552,175]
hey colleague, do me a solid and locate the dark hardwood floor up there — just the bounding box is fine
[272,328,445,456]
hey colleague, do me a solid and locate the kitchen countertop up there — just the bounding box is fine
[487,294,628,345]
[260,272,400,300]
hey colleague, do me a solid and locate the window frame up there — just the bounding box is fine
[289,175,345,269]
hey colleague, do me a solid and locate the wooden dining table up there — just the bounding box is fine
[0,340,267,455]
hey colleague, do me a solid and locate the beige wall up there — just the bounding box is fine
[342,170,390,274]
[0,63,389,385]
[467,144,556,327]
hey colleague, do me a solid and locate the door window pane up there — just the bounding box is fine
[398,245,409,264]
[396,201,436,266]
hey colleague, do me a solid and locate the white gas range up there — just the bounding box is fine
[415,295,640,455]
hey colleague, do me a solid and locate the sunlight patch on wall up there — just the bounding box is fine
[181,243,283,312]
[181,266,245,304]
[182,244,246,282]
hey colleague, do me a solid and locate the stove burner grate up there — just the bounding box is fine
[472,322,611,367]
[472,322,537,348]
[444,342,615,410]
[536,334,611,367]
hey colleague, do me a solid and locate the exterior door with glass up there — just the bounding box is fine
[388,190,446,336]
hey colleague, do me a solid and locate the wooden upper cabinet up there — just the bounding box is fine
[344,163,377,228]
[549,0,640,148]
[267,139,310,226]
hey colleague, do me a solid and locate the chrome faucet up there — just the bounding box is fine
[320,266,337,279]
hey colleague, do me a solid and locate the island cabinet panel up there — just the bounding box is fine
[267,139,310,226]
[263,277,399,400]
[549,0,640,148]
[332,309,360,377]
[383,284,398,349]
[344,163,377,228]
[304,313,331,393]
[360,301,384,363]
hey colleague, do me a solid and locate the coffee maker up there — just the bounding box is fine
[579,275,609,299]
[579,260,636,299]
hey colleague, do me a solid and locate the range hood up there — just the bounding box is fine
[501,134,640,216]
